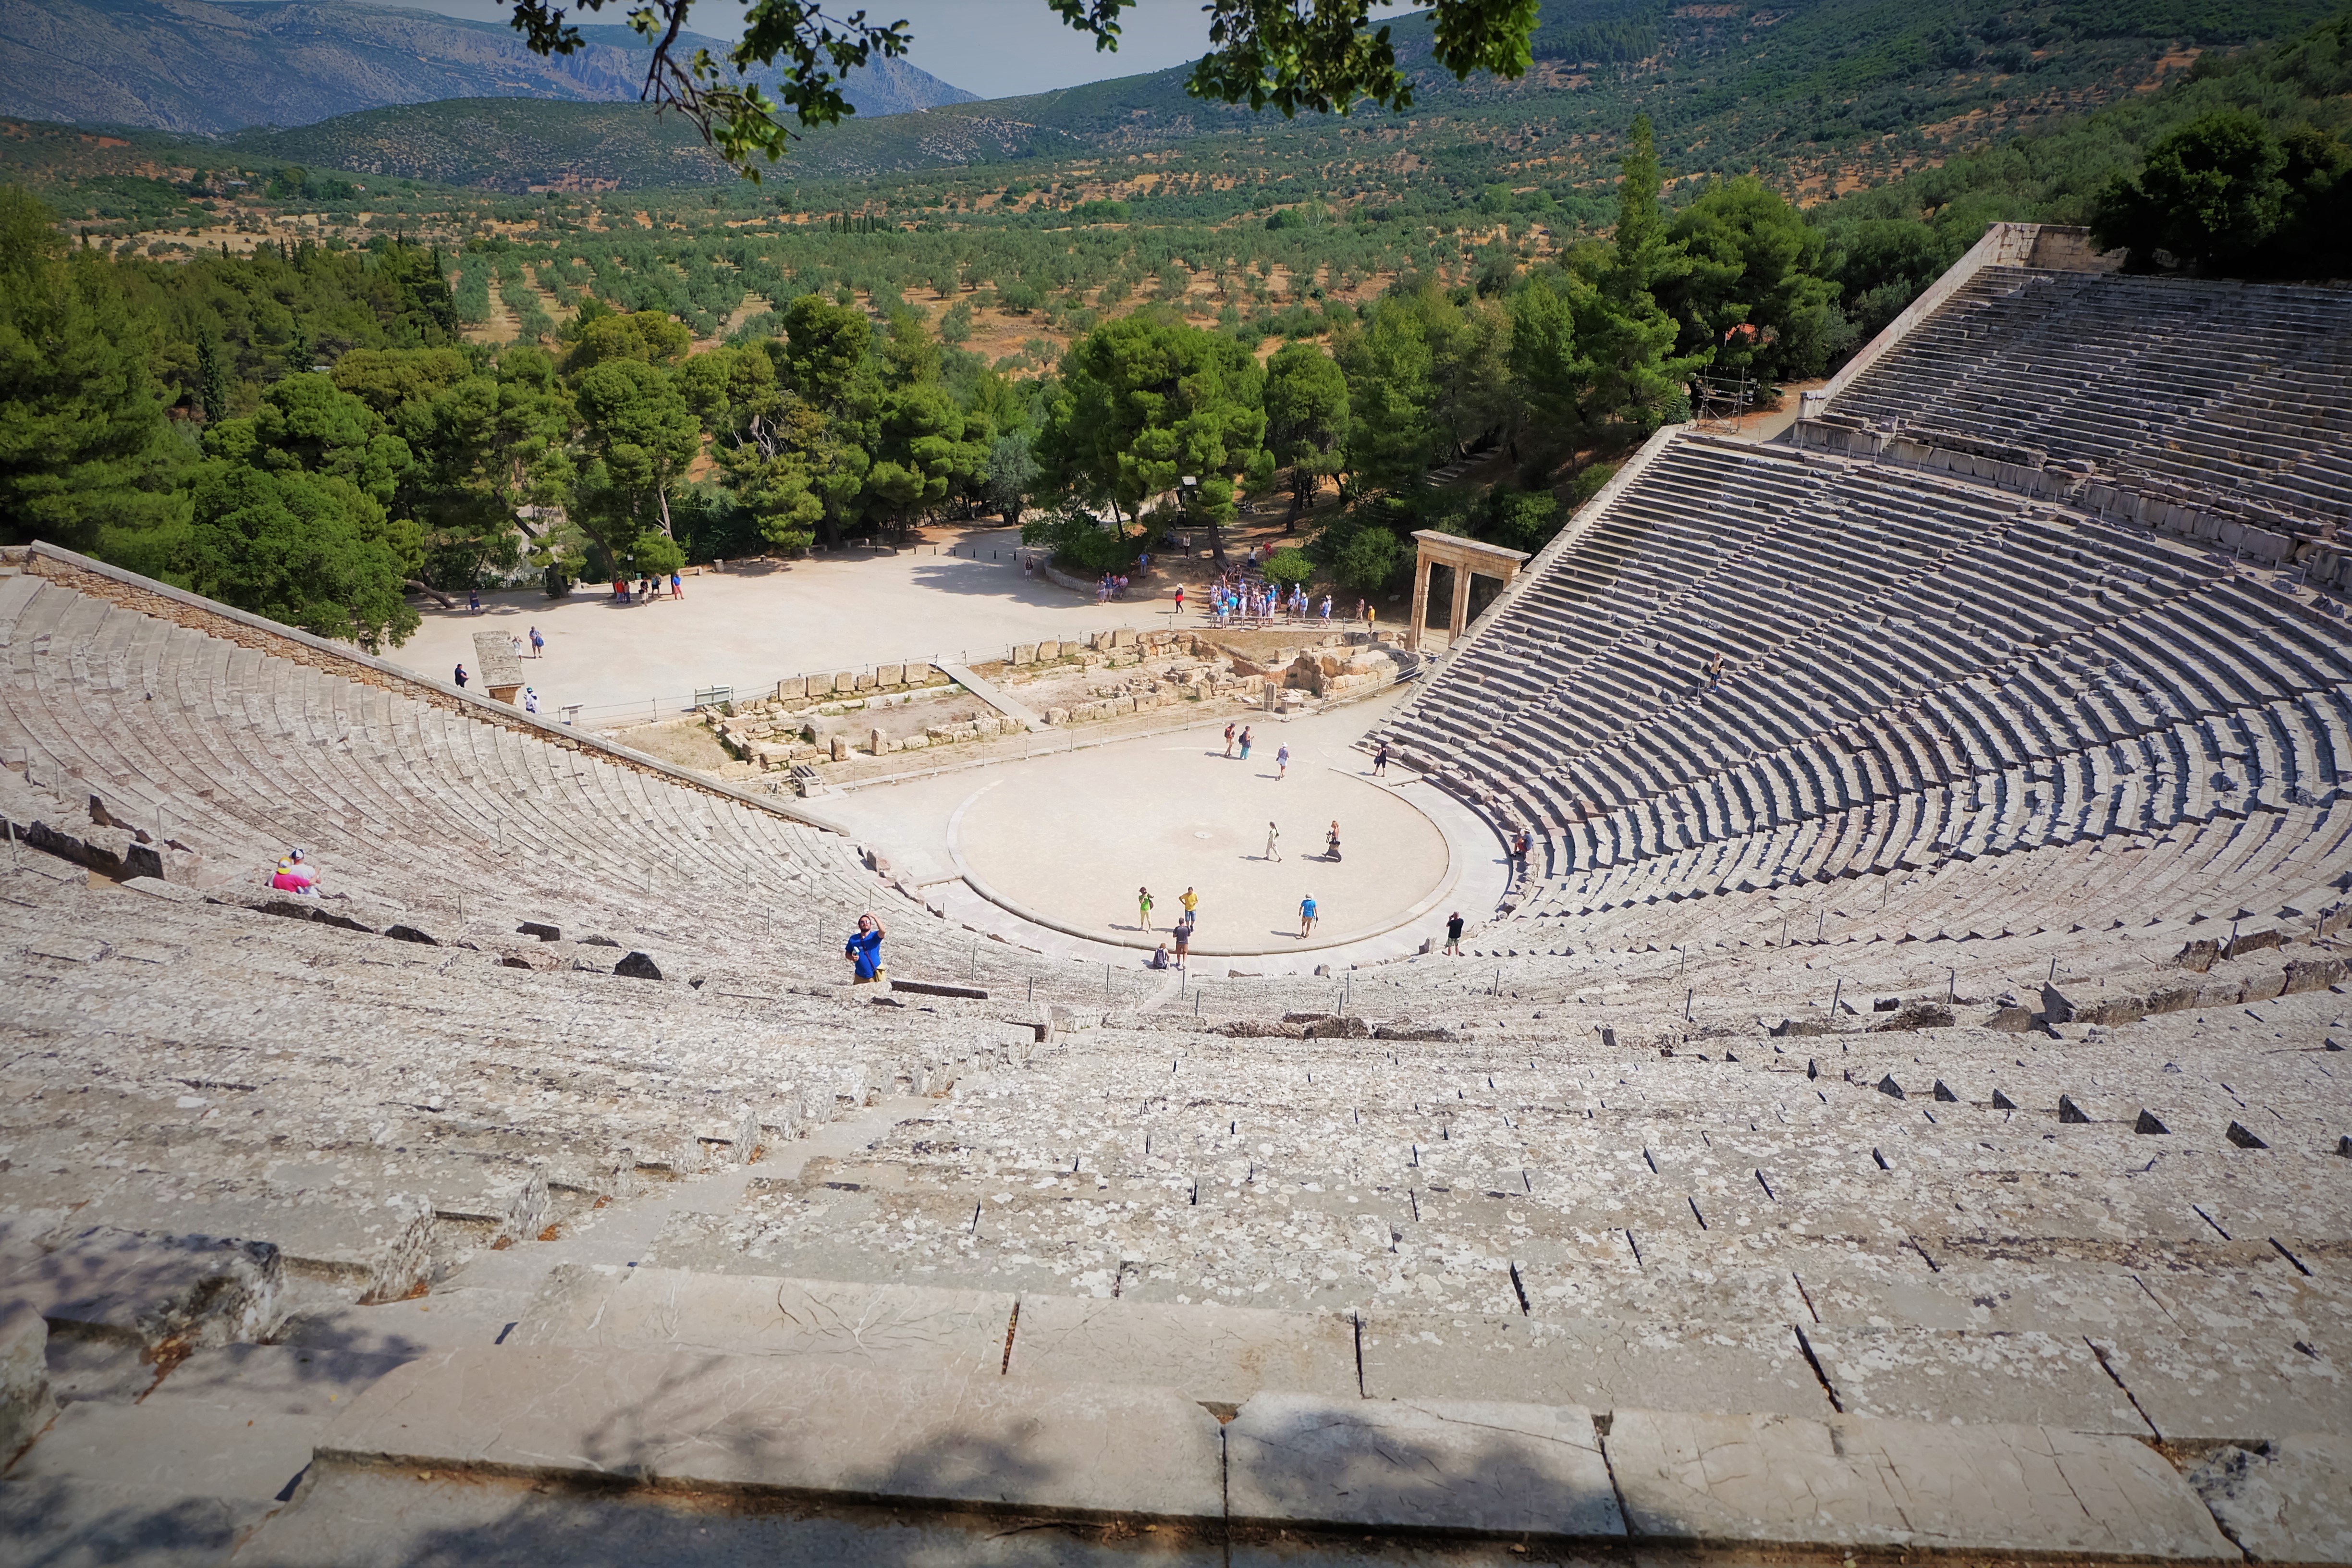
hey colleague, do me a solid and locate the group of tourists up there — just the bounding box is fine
[1203,575,1339,630]
[610,574,685,605]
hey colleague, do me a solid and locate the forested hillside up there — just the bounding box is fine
[0,0,974,137]
[1,9,2345,656]
[182,0,2348,194]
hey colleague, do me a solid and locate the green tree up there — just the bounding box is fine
[781,292,871,410]
[1576,117,1709,435]
[1263,340,1348,524]
[1262,545,1314,589]
[196,332,228,424]
[2093,111,2349,278]
[1041,310,1268,544]
[1335,295,1439,495]
[1659,177,1844,383]
[1330,522,1404,596]
[0,186,184,553]
[573,356,701,543]
[1505,270,1593,460]
[176,461,419,651]
[987,430,1041,525]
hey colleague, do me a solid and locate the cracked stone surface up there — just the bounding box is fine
[1605,1408,2238,1556]
[2184,1433,2352,1564]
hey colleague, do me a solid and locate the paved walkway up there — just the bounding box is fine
[387,529,1154,723]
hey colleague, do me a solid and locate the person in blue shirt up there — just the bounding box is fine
[844,912,887,984]
[1298,894,1317,939]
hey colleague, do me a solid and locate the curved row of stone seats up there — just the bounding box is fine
[1373,433,2352,1004]
[1387,438,2342,847]
[0,568,1077,1002]
[1821,266,2352,525]
[0,860,1044,1307]
[627,985,2348,1440]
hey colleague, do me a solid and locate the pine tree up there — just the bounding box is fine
[196,333,229,424]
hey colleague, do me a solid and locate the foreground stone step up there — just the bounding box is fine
[1606,1407,2238,1558]
[314,1345,1225,1522]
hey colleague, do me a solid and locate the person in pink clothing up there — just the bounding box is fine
[270,848,318,895]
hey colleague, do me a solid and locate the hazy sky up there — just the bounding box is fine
[346,0,1298,99]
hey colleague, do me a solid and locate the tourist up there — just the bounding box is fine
[1443,912,1464,955]
[453,663,468,688]
[1173,913,1192,968]
[1264,820,1280,861]
[270,848,317,895]
[1326,820,1342,861]
[529,626,544,658]
[523,686,539,715]
[1372,741,1389,778]
[670,571,684,600]
[1298,894,1317,938]
[1148,942,1171,970]
[1275,743,1290,780]
[843,913,888,985]
[1238,726,1252,761]
[1223,722,1236,758]
[1138,886,1154,931]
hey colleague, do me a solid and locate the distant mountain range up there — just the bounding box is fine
[0,0,978,135]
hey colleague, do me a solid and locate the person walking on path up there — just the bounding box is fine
[1275,743,1290,780]
[453,663,468,688]
[1443,912,1464,956]
[1138,886,1154,931]
[1173,912,1192,969]
[1238,727,1253,762]
[529,626,544,658]
[1298,894,1318,939]
[1264,821,1281,862]
[1223,723,1236,758]
[1326,821,1342,861]
[1372,741,1389,778]
[844,913,888,985]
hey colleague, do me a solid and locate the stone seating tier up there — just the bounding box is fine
[1820,265,2352,527]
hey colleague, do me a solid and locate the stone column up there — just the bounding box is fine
[1448,565,1473,648]
[1408,553,1433,652]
